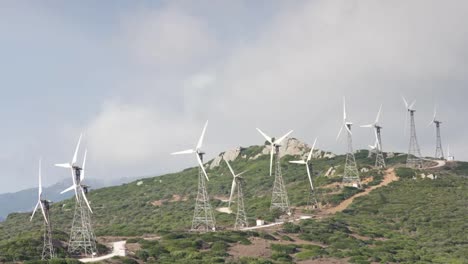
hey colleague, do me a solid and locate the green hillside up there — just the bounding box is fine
[0,143,467,263]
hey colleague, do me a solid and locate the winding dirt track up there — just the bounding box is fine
[323,168,398,215]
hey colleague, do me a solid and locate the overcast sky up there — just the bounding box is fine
[0,0,467,193]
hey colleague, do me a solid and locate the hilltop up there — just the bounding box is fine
[0,138,467,263]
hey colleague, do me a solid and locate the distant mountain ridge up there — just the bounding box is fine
[0,177,138,220]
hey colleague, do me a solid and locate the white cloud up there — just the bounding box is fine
[87,0,468,181]
[122,5,217,66]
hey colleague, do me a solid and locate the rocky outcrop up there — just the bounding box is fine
[210,147,242,169]
[209,138,336,169]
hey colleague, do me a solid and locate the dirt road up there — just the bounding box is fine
[323,168,398,214]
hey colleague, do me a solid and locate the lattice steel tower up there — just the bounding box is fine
[68,183,97,256]
[362,105,386,168]
[31,159,55,260]
[271,145,291,214]
[407,110,423,168]
[41,201,55,260]
[234,177,248,229]
[434,121,444,159]
[191,153,216,232]
[375,126,386,168]
[343,124,361,187]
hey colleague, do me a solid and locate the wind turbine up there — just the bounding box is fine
[336,98,353,141]
[337,97,360,187]
[172,121,209,181]
[361,105,386,168]
[428,106,444,160]
[256,128,293,214]
[55,134,92,213]
[171,121,216,232]
[225,160,248,229]
[55,134,97,255]
[31,159,55,260]
[289,138,320,207]
[256,128,293,177]
[289,138,317,192]
[403,97,417,135]
[55,134,82,200]
[402,96,423,168]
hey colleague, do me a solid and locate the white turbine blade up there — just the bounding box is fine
[39,201,48,224]
[38,159,42,198]
[289,160,306,165]
[307,138,318,161]
[81,149,87,182]
[427,119,434,127]
[375,105,382,123]
[81,188,93,213]
[305,164,314,191]
[61,185,75,194]
[196,154,209,181]
[336,125,344,141]
[196,120,208,150]
[171,149,195,155]
[30,201,40,221]
[269,147,274,176]
[360,124,373,128]
[345,124,352,135]
[433,106,437,120]
[236,171,248,177]
[72,133,83,165]
[228,178,236,208]
[402,96,408,109]
[369,145,376,150]
[409,100,416,110]
[374,129,381,151]
[55,163,72,169]
[70,168,79,200]
[256,128,272,143]
[343,97,347,121]
[224,159,236,178]
[274,130,293,145]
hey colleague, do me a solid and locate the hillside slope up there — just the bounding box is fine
[0,140,467,263]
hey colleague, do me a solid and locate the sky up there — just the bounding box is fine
[0,0,467,193]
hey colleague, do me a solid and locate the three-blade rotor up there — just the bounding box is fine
[171,121,210,181]
[428,106,439,127]
[31,159,48,224]
[337,97,352,141]
[402,96,416,135]
[361,105,383,152]
[256,128,293,176]
[224,159,247,208]
[289,138,317,192]
[55,134,93,213]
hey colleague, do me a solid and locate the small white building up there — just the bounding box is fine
[256,219,265,226]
